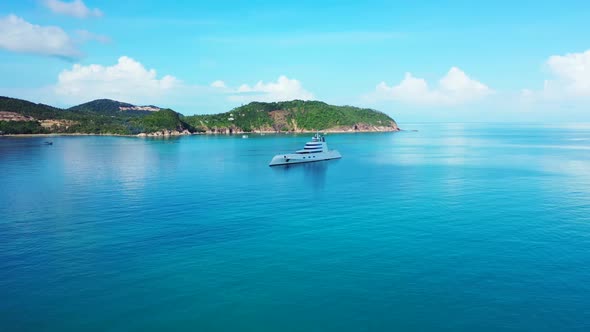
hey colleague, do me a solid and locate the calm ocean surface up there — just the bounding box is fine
[1,123,590,331]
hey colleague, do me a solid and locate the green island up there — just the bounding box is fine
[0,97,399,136]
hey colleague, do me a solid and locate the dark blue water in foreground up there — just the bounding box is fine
[1,123,590,331]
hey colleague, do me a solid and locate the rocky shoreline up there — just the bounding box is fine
[137,129,192,137]
[133,124,400,136]
[201,123,400,135]
[2,125,400,137]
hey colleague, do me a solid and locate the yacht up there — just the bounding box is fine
[269,133,341,166]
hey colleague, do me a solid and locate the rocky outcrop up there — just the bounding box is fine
[204,125,248,134]
[39,119,78,129]
[137,129,191,137]
[0,111,35,121]
[269,110,289,132]
[119,106,160,112]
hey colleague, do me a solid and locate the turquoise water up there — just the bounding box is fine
[1,123,590,331]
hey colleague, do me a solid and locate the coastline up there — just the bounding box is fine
[1,133,141,138]
[1,127,400,138]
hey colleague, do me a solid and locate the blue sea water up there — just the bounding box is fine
[1,123,590,331]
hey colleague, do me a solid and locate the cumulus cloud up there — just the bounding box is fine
[370,67,492,105]
[0,14,80,58]
[210,80,226,88]
[54,56,180,104]
[228,75,314,102]
[75,29,110,43]
[524,49,590,101]
[43,0,102,18]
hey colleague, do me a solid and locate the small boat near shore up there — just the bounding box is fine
[269,133,341,166]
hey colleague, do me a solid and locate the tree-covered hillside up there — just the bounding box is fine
[184,100,398,133]
[133,109,193,133]
[0,97,398,135]
[68,99,158,116]
[0,96,64,120]
[0,121,47,134]
[0,97,188,135]
[68,99,133,114]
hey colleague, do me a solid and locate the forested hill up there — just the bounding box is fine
[0,97,399,135]
[0,96,63,120]
[185,100,398,133]
[0,97,185,135]
[68,99,161,115]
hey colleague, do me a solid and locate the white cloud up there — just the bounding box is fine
[228,75,314,102]
[210,80,226,88]
[54,56,180,104]
[43,0,102,18]
[75,29,110,43]
[0,14,80,58]
[524,49,590,101]
[370,67,492,105]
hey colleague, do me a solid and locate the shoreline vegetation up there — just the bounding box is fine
[3,127,400,138]
[0,97,399,136]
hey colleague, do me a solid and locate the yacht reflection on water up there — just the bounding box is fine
[272,160,336,190]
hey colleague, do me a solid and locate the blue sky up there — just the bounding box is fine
[1,0,590,122]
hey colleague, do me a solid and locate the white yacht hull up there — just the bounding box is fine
[269,150,341,166]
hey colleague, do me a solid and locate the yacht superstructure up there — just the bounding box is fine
[269,133,341,166]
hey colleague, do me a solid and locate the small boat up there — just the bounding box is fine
[269,133,341,166]
[44,141,53,145]
[242,135,249,139]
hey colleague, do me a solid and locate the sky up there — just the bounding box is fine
[1,0,590,122]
